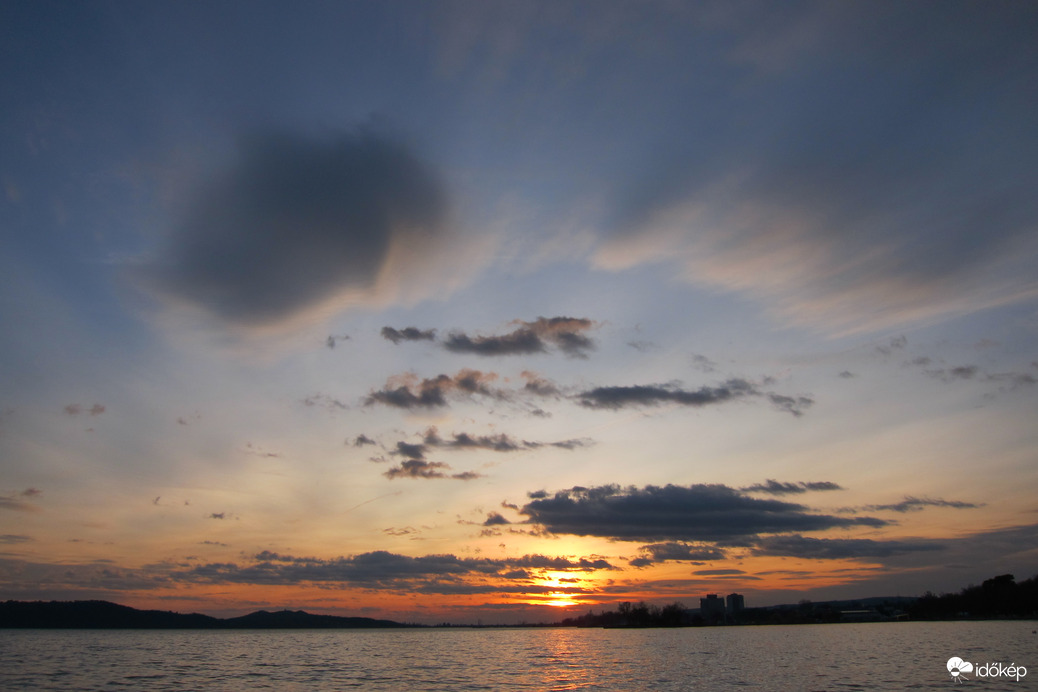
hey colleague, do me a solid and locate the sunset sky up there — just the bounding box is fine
[2,1,1037,624]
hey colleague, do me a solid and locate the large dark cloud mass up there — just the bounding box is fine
[152,131,447,325]
[520,484,887,542]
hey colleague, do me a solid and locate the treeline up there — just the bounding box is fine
[558,601,691,627]
[908,573,1038,620]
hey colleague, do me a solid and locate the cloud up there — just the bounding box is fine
[0,534,33,544]
[751,534,944,560]
[520,371,561,397]
[630,542,726,567]
[391,441,426,460]
[146,130,461,328]
[741,480,844,495]
[421,427,591,453]
[576,379,757,410]
[352,434,376,447]
[383,459,480,481]
[690,354,718,373]
[0,489,42,513]
[442,317,597,358]
[301,393,349,411]
[861,496,981,513]
[64,403,105,416]
[365,370,505,410]
[325,334,350,349]
[381,326,437,344]
[520,484,887,542]
[483,512,511,526]
[173,550,614,590]
[766,393,814,417]
[592,5,1038,335]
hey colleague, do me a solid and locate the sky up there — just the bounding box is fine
[2,0,1037,624]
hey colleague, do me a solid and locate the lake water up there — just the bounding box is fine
[1,622,1035,690]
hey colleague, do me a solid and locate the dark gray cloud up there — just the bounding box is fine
[751,534,945,560]
[766,393,814,417]
[630,542,726,567]
[352,434,376,447]
[442,317,597,358]
[383,459,480,481]
[483,512,510,526]
[520,483,887,542]
[393,441,427,460]
[151,131,447,325]
[576,378,812,417]
[741,480,844,495]
[365,370,504,410]
[381,326,437,344]
[862,496,982,513]
[174,549,614,590]
[576,379,757,410]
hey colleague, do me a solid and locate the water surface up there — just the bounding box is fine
[2,621,1034,690]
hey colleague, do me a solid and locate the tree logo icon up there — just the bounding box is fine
[947,657,974,683]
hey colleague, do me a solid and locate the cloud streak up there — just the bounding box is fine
[576,379,813,416]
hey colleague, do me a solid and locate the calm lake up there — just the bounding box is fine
[1,621,1035,690]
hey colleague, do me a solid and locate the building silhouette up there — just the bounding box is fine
[700,594,726,623]
[726,593,745,615]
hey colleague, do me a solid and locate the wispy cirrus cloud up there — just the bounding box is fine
[741,480,844,495]
[590,5,1038,335]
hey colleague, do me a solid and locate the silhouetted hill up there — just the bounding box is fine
[223,609,405,628]
[0,600,407,629]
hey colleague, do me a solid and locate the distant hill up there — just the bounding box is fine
[0,600,408,629]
